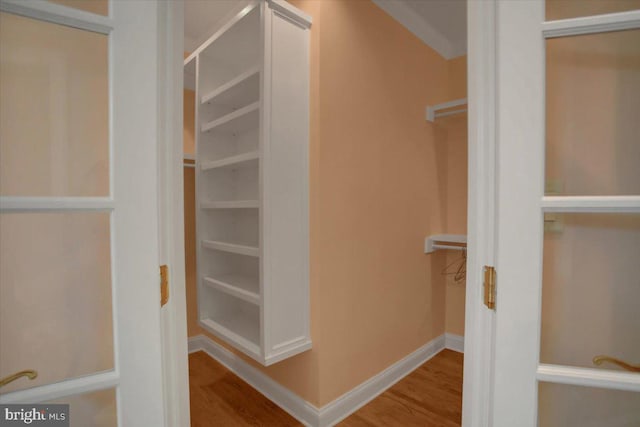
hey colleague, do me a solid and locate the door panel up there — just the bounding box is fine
[493,1,640,425]
[0,11,109,197]
[541,213,640,369]
[538,382,640,427]
[0,212,113,393]
[545,28,640,196]
[0,0,165,424]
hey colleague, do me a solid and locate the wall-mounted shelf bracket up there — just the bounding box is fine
[425,234,467,253]
[426,98,467,122]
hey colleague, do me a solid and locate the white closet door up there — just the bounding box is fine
[0,1,166,425]
[492,1,640,425]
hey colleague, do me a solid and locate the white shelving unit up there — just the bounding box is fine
[190,0,312,366]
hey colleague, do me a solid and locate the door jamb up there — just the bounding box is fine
[462,1,498,426]
[157,1,191,426]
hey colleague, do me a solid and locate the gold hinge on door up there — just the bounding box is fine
[160,265,169,307]
[483,265,496,310]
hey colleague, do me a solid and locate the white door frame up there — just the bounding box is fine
[156,1,191,427]
[462,1,498,426]
[160,1,503,426]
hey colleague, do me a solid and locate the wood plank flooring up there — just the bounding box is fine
[189,349,463,426]
[339,350,463,427]
[189,351,300,427]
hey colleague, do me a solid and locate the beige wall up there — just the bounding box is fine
[442,113,467,337]
[183,89,195,156]
[184,0,468,406]
[443,56,468,337]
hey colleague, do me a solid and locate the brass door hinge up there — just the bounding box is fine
[483,265,496,310]
[160,265,169,307]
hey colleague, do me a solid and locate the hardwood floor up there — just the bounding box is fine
[189,351,300,427]
[338,350,463,427]
[189,349,463,426]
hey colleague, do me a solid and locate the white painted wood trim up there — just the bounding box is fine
[111,1,166,424]
[260,5,312,362]
[188,334,448,427]
[0,371,119,404]
[267,0,312,29]
[0,197,115,212]
[157,1,191,426]
[183,55,196,69]
[200,66,261,105]
[537,364,640,392]
[260,0,273,359]
[0,0,113,34]
[264,340,313,366]
[200,200,260,209]
[200,101,260,133]
[493,0,545,425]
[445,333,465,353]
[199,319,262,361]
[543,10,640,38]
[541,196,640,213]
[200,150,259,171]
[463,0,498,426]
[318,335,447,426]
[201,240,260,257]
[202,276,260,305]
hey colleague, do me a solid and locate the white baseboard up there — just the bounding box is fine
[445,333,465,353]
[188,335,320,426]
[317,334,446,426]
[188,333,454,427]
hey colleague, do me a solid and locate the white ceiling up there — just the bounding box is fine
[184,0,466,59]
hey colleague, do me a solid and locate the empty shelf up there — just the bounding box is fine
[202,240,259,257]
[201,200,259,209]
[200,151,259,171]
[201,102,259,134]
[200,317,260,358]
[203,275,260,305]
[201,66,260,107]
